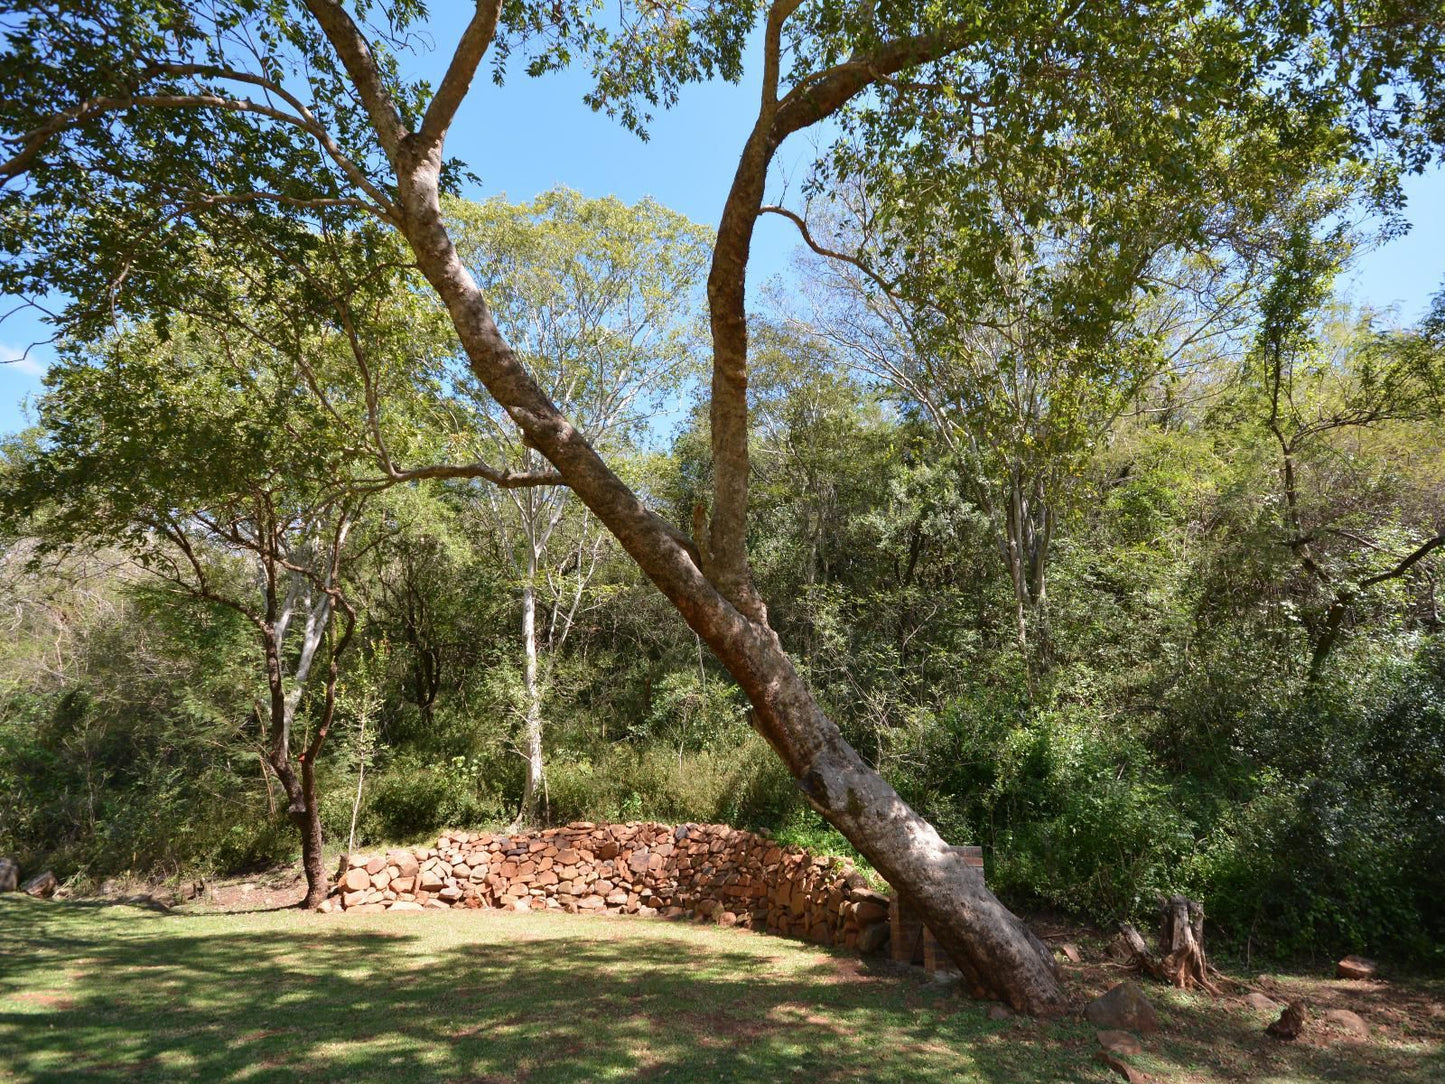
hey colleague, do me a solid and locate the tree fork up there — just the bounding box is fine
[296,0,1074,1015]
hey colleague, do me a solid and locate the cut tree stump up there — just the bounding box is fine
[1159,895,1220,994]
[1118,895,1220,995]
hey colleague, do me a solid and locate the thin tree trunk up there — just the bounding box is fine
[518,574,544,824]
[269,749,328,908]
[348,707,366,854]
[296,757,327,910]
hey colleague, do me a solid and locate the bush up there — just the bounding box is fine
[348,752,506,845]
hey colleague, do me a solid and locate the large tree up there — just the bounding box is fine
[3,0,1442,1013]
[1247,233,1445,678]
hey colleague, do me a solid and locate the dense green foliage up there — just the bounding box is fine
[2,0,1444,972]
[4,277,1442,966]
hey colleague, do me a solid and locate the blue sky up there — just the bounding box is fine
[2,13,1443,434]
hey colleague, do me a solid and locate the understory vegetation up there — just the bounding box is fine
[3,264,1442,966]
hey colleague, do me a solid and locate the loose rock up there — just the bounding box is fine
[1266,1001,1307,1041]
[1245,991,1282,1014]
[21,871,57,899]
[1097,1030,1143,1056]
[1095,1050,1151,1083]
[1085,982,1159,1034]
[1336,955,1377,981]
[1322,1008,1369,1041]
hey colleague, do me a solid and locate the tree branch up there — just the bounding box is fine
[369,461,566,489]
[301,0,409,162]
[1360,531,1445,590]
[416,0,503,152]
[761,204,897,294]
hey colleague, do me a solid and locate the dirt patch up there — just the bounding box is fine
[1044,928,1444,1084]
[8,991,77,1011]
[190,872,308,913]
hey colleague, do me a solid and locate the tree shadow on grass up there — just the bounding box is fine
[5,898,1439,1084]
[1,898,1104,1084]
[1136,986,1445,1084]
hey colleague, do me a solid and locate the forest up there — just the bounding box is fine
[4,182,1442,970]
[0,1,1443,1023]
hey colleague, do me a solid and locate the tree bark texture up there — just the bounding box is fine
[1118,896,1219,994]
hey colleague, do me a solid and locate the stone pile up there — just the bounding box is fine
[323,820,895,952]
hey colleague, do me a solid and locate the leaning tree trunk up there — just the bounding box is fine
[295,0,1070,1014]
[385,145,1070,1015]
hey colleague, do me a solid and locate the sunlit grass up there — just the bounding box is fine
[3,897,1441,1083]
[1,897,1096,1083]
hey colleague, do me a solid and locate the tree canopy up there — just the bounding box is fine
[3,0,1444,1014]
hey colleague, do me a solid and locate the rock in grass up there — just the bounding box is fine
[1095,1049,1151,1082]
[1266,1001,1306,1041]
[1097,1030,1143,1056]
[1322,1008,1368,1041]
[21,871,57,898]
[1085,982,1159,1033]
[1336,955,1377,980]
[1245,991,1282,1014]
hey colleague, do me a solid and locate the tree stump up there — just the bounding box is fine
[1118,895,1219,994]
[1115,921,1165,981]
[1159,895,1219,994]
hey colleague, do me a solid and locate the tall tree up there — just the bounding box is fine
[449,190,708,823]
[4,0,1442,1013]
[1250,234,1445,678]
[2,319,370,906]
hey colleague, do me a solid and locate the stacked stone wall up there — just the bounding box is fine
[324,820,894,952]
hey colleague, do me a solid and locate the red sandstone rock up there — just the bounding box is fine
[1336,956,1377,980]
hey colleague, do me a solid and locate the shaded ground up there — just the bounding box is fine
[2,891,1441,1083]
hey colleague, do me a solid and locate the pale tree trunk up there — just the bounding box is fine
[517,565,545,824]
[1003,469,1054,699]
[308,0,1069,1014]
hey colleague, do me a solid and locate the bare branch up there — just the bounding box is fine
[1360,531,1445,590]
[416,0,503,151]
[761,204,897,294]
[369,461,566,489]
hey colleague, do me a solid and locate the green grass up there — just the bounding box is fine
[1,896,1100,1083]
[3,896,1442,1083]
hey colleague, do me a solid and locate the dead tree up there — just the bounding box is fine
[1117,895,1221,994]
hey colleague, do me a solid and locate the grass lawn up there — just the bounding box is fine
[2,894,1441,1083]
